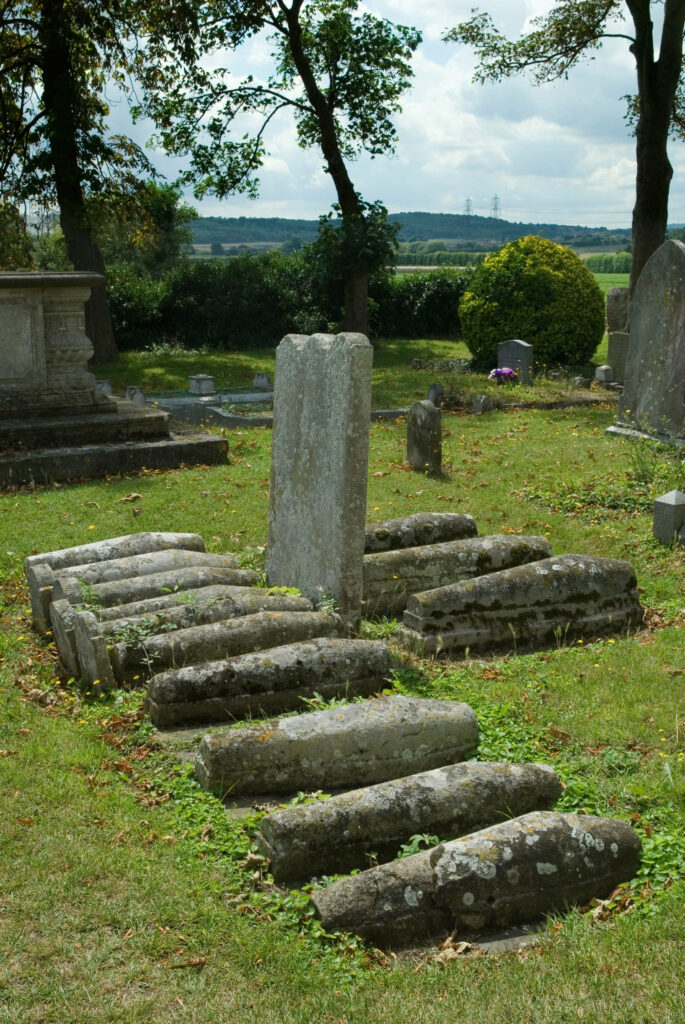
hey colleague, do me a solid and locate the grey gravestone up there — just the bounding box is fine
[146,637,392,727]
[653,489,685,545]
[498,339,533,384]
[258,762,562,882]
[427,381,444,407]
[253,372,271,388]
[96,379,113,395]
[606,286,629,332]
[266,333,372,619]
[400,554,644,657]
[595,364,614,383]
[607,331,630,383]
[189,374,215,395]
[125,385,146,404]
[611,240,685,441]
[195,695,478,794]
[407,399,441,476]
[472,394,493,414]
[311,811,640,948]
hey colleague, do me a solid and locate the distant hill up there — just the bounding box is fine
[191,211,632,248]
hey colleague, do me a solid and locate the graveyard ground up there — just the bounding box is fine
[0,345,683,1023]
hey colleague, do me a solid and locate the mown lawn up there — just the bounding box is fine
[1,339,683,1024]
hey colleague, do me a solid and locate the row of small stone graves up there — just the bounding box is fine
[19,324,653,951]
[26,513,644,949]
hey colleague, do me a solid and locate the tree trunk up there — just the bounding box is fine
[39,0,119,363]
[628,0,685,293]
[343,270,368,333]
[285,6,369,335]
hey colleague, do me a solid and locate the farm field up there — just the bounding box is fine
[1,341,683,1024]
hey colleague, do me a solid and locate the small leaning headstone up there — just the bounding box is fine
[427,381,444,407]
[653,489,685,546]
[253,372,272,389]
[498,339,533,384]
[472,394,493,415]
[96,380,113,395]
[407,399,442,476]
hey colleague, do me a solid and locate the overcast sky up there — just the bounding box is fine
[112,0,685,229]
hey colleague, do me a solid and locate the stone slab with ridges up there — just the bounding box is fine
[362,534,552,617]
[147,636,393,727]
[399,554,644,656]
[195,695,478,795]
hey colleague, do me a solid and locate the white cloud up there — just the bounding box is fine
[107,1,685,228]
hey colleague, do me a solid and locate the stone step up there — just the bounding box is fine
[147,636,393,727]
[399,554,644,656]
[195,695,478,795]
[0,401,170,448]
[257,761,562,882]
[0,432,227,490]
[29,548,240,630]
[363,512,477,553]
[311,811,642,948]
[362,534,552,617]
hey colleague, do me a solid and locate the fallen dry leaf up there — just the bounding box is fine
[166,957,206,970]
[116,493,142,503]
[16,817,36,825]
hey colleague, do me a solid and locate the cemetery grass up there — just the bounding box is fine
[97,337,610,412]
[1,402,684,1022]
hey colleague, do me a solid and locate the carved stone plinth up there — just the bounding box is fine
[0,272,114,418]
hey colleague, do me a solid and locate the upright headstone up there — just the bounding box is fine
[189,374,215,395]
[125,385,146,405]
[653,489,685,546]
[607,331,630,384]
[610,240,685,441]
[427,382,444,407]
[253,372,272,389]
[266,333,372,619]
[498,339,533,384]
[407,400,442,476]
[606,287,629,333]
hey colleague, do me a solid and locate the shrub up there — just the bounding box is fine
[108,263,169,350]
[459,235,606,369]
[372,268,470,338]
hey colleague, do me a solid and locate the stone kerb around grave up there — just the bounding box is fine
[266,332,373,619]
[610,239,685,441]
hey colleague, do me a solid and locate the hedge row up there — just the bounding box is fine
[107,251,470,349]
[583,252,632,273]
[395,252,487,266]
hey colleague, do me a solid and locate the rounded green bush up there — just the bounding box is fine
[458,235,605,369]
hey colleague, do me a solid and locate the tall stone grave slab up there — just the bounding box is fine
[407,400,442,476]
[266,333,372,619]
[609,240,685,441]
[498,339,533,384]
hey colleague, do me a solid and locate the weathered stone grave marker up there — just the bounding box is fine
[609,239,685,441]
[266,332,372,619]
[498,339,533,384]
[407,399,441,476]
[653,489,685,546]
[189,374,215,395]
[427,381,444,407]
